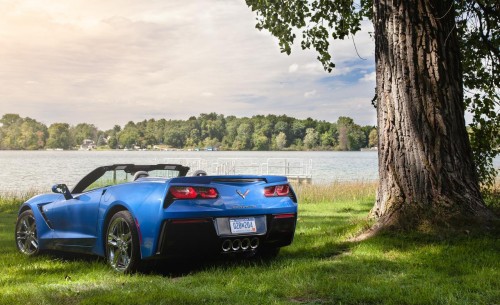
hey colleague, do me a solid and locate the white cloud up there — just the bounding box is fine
[304,90,316,98]
[288,63,299,73]
[0,0,376,129]
[360,72,376,83]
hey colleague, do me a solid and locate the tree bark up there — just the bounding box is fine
[371,0,494,229]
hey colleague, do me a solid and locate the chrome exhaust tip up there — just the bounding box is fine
[250,237,259,249]
[231,239,241,251]
[222,239,232,252]
[241,238,250,250]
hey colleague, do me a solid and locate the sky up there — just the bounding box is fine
[0,0,376,130]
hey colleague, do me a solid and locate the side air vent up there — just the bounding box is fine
[38,205,54,229]
[211,178,266,183]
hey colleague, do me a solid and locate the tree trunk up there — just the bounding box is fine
[370,0,494,230]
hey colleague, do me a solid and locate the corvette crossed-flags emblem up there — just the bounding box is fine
[236,189,250,199]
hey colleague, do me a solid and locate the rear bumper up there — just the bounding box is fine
[155,214,297,258]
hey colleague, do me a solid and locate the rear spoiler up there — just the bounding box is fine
[168,175,288,185]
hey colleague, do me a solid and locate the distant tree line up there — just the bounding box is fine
[0,113,378,151]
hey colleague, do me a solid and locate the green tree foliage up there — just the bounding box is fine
[252,131,270,150]
[0,114,23,149]
[70,123,98,147]
[164,128,186,148]
[96,134,107,147]
[233,122,253,150]
[119,121,140,149]
[138,119,158,147]
[0,114,22,127]
[335,117,366,151]
[19,119,48,150]
[291,121,306,140]
[347,125,366,151]
[199,113,226,142]
[107,136,118,149]
[0,114,47,150]
[222,117,238,149]
[368,128,378,148]
[46,123,71,149]
[303,128,319,149]
[245,0,498,186]
[274,120,289,137]
[275,132,287,150]
[0,113,384,151]
[457,2,500,188]
[320,131,335,148]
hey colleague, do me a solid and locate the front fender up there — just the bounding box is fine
[17,200,57,249]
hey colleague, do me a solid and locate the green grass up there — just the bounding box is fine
[1,184,499,305]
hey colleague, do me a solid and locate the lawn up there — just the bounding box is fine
[0,184,498,305]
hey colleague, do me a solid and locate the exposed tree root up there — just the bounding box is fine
[350,202,499,242]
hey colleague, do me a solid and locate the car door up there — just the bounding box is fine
[43,188,104,253]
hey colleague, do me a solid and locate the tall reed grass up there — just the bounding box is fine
[292,181,377,204]
[0,190,40,213]
[484,180,500,212]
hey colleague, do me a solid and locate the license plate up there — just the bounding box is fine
[229,217,257,234]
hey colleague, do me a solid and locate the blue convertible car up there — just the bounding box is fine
[15,164,298,273]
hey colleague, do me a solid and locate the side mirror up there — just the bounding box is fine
[52,184,73,200]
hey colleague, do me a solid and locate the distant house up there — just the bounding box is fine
[80,139,96,150]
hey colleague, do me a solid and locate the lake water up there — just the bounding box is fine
[0,150,379,192]
[0,150,498,193]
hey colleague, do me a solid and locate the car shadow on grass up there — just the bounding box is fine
[140,211,370,276]
[138,253,276,277]
[38,249,281,278]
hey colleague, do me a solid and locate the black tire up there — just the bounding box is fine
[105,211,141,273]
[15,210,41,256]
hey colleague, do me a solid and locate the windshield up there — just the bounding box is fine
[84,169,182,192]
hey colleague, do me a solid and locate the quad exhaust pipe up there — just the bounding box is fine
[222,239,232,252]
[250,237,259,249]
[241,238,250,250]
[221,237,259,252]
[231,239,242,251]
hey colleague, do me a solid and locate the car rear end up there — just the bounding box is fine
[155,175,298,258]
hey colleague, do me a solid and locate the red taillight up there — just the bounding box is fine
[276,184,289,196]
[264,184,290,197]
[264,186,276,197]
[199,187,218,199]
[169,186,218,199]
[169,186,197,199]
[274,213,296,219]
